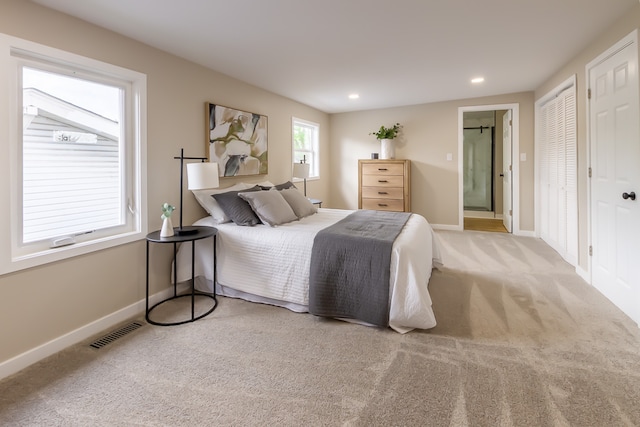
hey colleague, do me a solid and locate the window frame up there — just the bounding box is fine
[292,117,320,180]
[0,33,147,275]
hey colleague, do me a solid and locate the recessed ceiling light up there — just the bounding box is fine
[471,77,485,84]
[348,93,360,99]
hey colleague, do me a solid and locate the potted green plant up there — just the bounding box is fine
[370,123,402,159]
[370,123,402,140]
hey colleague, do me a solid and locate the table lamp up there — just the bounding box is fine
[174,148,219,235]
[292,156,310,197]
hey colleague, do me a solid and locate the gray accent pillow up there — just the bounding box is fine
[192,182,251,223]
[274,181,296,190]
[279,188,318,219]
[212,186,262,226]
[259,181,297,191]
[238,190,298,226]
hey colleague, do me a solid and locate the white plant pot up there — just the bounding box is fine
[160,217,174,237]
[380,138,395,159]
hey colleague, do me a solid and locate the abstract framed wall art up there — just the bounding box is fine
[206,102,268,177]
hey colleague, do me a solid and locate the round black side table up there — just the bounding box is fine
[145,226,217,326]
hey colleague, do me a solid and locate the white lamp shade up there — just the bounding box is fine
[292,162,310,179]
[187,162,220,190]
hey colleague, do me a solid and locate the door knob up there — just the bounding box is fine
[622,191,636,200]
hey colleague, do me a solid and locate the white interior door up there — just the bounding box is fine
[589,34,640,326]
[502,110,512,233]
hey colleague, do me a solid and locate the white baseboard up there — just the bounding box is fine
[464,210,496,219]
[514,229,536,237]
[0,284,186,381]
[432,223,463,231]
[576,265,590,284]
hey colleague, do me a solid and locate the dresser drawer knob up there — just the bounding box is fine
[378,203,388,207]
[378,168,388,171]
[378,180,388,183]
[378,191,388,195]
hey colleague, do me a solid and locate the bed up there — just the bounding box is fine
[174,183,443,333]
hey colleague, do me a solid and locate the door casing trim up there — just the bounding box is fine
[458,104,520,234]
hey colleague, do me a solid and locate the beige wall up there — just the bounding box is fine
[329,93,535,229]
[534,4,640,272]
[0,0,329,367]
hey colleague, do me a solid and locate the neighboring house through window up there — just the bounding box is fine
[292,117,319,179]
[0,34,147,274]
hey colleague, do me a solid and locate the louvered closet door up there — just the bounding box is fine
[538,104,549,239]
[539,85,577,265]
[564,91,578,260]
[548,99,559,250]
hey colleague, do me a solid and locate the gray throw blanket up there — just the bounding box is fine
[309,210,411,327]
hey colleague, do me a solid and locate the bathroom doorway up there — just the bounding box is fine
[459,105,517,233]
[463,110,496,214]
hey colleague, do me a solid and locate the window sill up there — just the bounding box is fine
[1,229,146,276]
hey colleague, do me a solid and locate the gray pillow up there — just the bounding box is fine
[238,190,298,226]
[212,186,262,226]
[192,182,252,223]
[279,188,317,219]
[274,181,296,190]
[259,181,297,191]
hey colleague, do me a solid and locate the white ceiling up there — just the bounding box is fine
[32,0,637,113]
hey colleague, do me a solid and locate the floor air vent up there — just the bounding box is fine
[90,321,144,349]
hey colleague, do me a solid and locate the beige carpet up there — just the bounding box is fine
[1,230,639,426]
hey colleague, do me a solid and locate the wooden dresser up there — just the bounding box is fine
[358,159,411,212]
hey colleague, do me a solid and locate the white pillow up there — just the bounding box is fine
[238,190,298,227]
[278,188,317,219]
[192,183,251,223]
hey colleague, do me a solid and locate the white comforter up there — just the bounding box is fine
[175,208,442,333]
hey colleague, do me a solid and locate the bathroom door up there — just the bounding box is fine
[502,110,512,232]
[463,128,493,211]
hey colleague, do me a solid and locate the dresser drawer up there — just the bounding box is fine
[358,159,410,212]
[361,175,404,187]
[361,198,405,211]
[361,187,404,199]
[361,163,405,176]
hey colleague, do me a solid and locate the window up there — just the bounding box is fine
[0,34,147,274]
[292,117,319,179]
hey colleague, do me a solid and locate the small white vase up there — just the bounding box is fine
[380,138,395,159]
[160,217,174,237]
